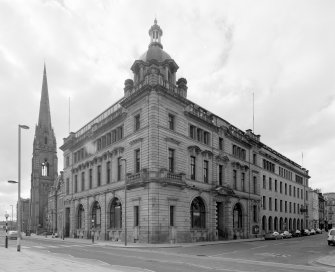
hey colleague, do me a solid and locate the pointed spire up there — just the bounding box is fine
[38,63,52,129]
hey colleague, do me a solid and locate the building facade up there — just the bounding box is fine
[324,192,335,230]
[58,20,309,243]
[259,149,309,233]
[308,188,319,229]
[30,65,58,233]
[318,191,326,229]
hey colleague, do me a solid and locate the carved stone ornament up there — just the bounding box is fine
[201,150,213,158]
[231,161,249,171]
[187,145,202,155]
[129,138,144,146]
[215,155,229,164]
[165,137,180,145]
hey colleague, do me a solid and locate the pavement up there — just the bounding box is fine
[0,234,334,271]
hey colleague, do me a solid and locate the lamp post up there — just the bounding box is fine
[5,213,9,248]
[120,158,127,246]
[10,205,13,230]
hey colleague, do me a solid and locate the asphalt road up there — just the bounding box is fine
[4,233,335,272]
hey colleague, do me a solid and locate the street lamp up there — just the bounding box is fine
[14,124,29,252]
[5,213,9,248]
[120,157,127,246]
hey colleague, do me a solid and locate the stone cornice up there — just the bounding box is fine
[165,137,180,145]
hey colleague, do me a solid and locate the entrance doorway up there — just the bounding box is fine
[65,208,70,237]
[216,202,225,240]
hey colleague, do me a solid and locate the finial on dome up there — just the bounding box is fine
[149,18,163,49]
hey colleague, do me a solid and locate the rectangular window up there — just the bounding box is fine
[112,130,117,142]
[81,171,85,191]
[253,176,257,194]
[168,114,175,130]
[190,156,196,180]
[275,180,277,192]
[134,206,139,227]
[263,175,266,189]
[102,135,106,148]
[97,165,101,186]
[203,132,209,145]
[66,178,69,194]
[289,185,292,196]
[135,114,140,131]
[263,196,266,210]
[169,206,175,227]
[269,177,272,191]
[106,161,111,184]
[106,133,111,145]
[275,198,277,211]
[66,156,70,168]
[89,169,92,189]
[219,137,223,150]
[285,201,287,213]
[168,149,175,173]
[280,181,282,194]
[197,128,203,142]
[285,183,287,195]
[233,170,237,189]
[189,125,196,139]
[253,153,257,165]
[294,203,296,213]
[97,139,102,151]
[241,172,245,192]
[297,188,300,198]
[289,202,292,213]
[269,197,272,211]
[118,157,122,181]
[135,149,140,173]
[253,205,257,222]
[74,175,78,193]
[203,160,209,183]
[293,186,296,197]
[219,165,223,186]
[280,200,283,212]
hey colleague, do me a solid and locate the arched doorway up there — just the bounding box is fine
[190,197,206,229]
[91,201,101,229]
[262,216,267,232]
[233,203,243,230]
[77,204,85,229]
[268,216,273,232]
[109,198,122,229]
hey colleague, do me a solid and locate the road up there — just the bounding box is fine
[3,232,335,272]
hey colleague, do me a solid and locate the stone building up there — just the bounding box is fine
[307,188,319,229]
[318,191,326,229]
[324,192,335,230]
[19,198,30,234]
[47,172,65,236]
[259,149,309,233]
[30,65,58,233]
[59,20,309,243]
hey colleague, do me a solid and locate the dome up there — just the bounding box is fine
[139,43,172,62]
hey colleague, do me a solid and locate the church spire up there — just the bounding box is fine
[38,64,52,128]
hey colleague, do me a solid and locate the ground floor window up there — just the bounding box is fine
[92,201,101,228]
[110,198,122,229]
[77,204,85,229]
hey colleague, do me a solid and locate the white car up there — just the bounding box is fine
[328,229,335,246]
[310,229,316,235]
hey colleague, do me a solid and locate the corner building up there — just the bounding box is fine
[60,20,308,243]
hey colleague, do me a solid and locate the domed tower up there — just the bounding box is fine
[124,19,187,98]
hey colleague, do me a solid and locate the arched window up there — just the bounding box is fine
[285,218,288,230]
[92,201,101,228]
[268,216,273,231]
[41,160,49,176]
[190,197,206,229]
[77,204,85,229]
[301,219,304,230]
[293,218,296,230]
[262,216,267,232]
[297,218,300,230]
[233,203,243,229]
[110,198,122,229]
[279,217,283,231]
[289,218,292,231]
[274,217,278,231]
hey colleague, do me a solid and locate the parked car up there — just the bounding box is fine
[281,230,292,239]
[310,229,316,235]
[8,230,18,240]
[302,229,311,236]
[264,231,283,240]
[327,229,335,246]
[316,228,322,234]
[291,230,301,237]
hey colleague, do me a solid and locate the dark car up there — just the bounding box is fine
[264,231,282,240]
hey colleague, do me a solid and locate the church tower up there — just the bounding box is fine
[30,64,58,232]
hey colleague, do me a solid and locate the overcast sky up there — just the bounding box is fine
[0,0,334,220]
